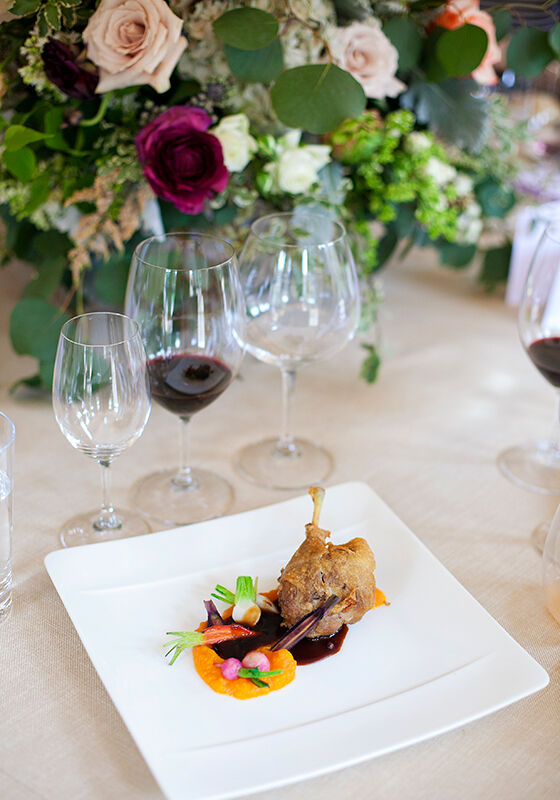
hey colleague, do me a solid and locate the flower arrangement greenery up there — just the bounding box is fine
[1,0,559,389]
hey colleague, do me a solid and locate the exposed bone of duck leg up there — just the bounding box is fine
[309,486,325,528]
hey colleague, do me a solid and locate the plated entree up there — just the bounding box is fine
[166,487,387,698]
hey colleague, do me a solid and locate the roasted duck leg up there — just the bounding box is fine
[277,487,376,637]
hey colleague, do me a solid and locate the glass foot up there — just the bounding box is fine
[497,441,560,495]
[532,521,550,555]
[235,437,333,490]
[131,468,233,527]
[60,508,151,548]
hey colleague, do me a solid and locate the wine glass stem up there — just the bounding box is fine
[173,415,196,488]
[94,460,121,531]
[277,369,299,457]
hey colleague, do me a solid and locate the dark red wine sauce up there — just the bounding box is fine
[147,353,232,415]
[213,610,348,666]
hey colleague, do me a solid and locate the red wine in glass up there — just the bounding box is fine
[147,354,232,416]
[527,337,560,388]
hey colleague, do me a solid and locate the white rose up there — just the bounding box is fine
[454,174,474,197]
[211,114,257,173]
[83,0,187,94]
[265,133,331,195]
[326,19,405,100]
[424,157,457,186]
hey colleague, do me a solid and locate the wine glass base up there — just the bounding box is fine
[531,521,550,555]
[60,508,151,548]
[130,468,234,527]
[235,437,333,490]
[497,441,560,495]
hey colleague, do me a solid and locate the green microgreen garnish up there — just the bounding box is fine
[165,624,257,665]
[238,667,282,688]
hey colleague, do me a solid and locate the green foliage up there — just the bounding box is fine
[383,17,423,72]
[213,8,279,50]
[436,25,488,77]
[4,125,51,151]
[507,27,554,78]
[225,39,283,83]
[360,344,381,384]
[401,78,490,153]
[9,298,69,390]
[549,24,560,57]
[9,0,41,15]
[475,177,516,218]
[3,148,36,182]
[271,64,366,134]
[437,241,476,268]
[94,251,131,307]
[478,244,512,292]
[491,10,511,41]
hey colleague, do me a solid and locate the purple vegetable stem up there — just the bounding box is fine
[204,599,224,627]
[271,594,341,651]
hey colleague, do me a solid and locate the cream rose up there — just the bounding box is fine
[265,131,331,195]
[83,0,187,94]
[327,19,405,100]
[211,114,257,173]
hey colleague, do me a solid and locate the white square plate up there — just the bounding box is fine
[44,481,548,800]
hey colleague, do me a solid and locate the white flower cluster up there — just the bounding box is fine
[263,130,331,195]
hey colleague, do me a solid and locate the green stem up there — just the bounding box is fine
[79,93,112,128]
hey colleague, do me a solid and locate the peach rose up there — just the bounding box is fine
[327,19,405,100]
[434,0,501,85]
[83,0,187,94]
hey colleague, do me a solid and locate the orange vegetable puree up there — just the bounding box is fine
[192,644,296,699]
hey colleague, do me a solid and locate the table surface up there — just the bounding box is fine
[1,252,559,800]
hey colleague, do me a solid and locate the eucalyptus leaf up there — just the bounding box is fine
[549,23,560,57]
[478,243,512,291]
[3,147,36,182]
[271,64,366,134]
[436,24,488,77]
[438,241,476,268]
[94,252,130,307]
[332,0,370,21]
[475,176,516,218]
[507,27,554,78]
[213,8,279,51]
[383,17,423,72]
[22,172,51,215]
[9,298,69,365]
[23,256,66,300]
[492,9,511,41]
[225,39,283,83]
[400,77,490,153]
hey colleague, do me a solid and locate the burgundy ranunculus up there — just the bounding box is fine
[135,107,229,215]
[42,37,98,100]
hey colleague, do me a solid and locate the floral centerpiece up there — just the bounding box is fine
[1,0,559,388]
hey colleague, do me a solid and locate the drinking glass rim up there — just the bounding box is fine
[249,211,346,248]
[0,411,15,453]
[132,231,236,272]
[61,312,141,348]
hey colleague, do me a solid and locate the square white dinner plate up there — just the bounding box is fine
[45,481,548,800]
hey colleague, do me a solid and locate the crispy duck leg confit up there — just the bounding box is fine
[277,487,376,637]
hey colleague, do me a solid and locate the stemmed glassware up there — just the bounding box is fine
[125,232,245,526]
[498,219,560,551]
[53,312,151,547]
[235,211,360,490]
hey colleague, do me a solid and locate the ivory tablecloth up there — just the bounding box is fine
[0,252,558,800]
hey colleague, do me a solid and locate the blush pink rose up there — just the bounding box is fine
[327,19,405,100]
[434,0,501,85]
[83,0,187,94]
[136,106,229,214]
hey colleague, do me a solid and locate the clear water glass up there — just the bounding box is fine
[53,312,151,547]
[0,412,15,621]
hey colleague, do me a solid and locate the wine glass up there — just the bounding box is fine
[53,312,151,547]
[234,210,360,490]
[498,218,560,551]
[125,232,245,526]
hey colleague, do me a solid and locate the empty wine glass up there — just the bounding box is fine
[498,218,560,551]
[543,501,560,625]
[125,232,245,526]
[53,312,151,547]
[235,211,360,490]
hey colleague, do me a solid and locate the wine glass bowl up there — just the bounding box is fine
[125,232,245,526]
[235,211,360,489]
[53,312,151,547]
[498,218,560,550]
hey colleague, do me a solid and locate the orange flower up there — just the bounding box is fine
[434,0,501,85]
